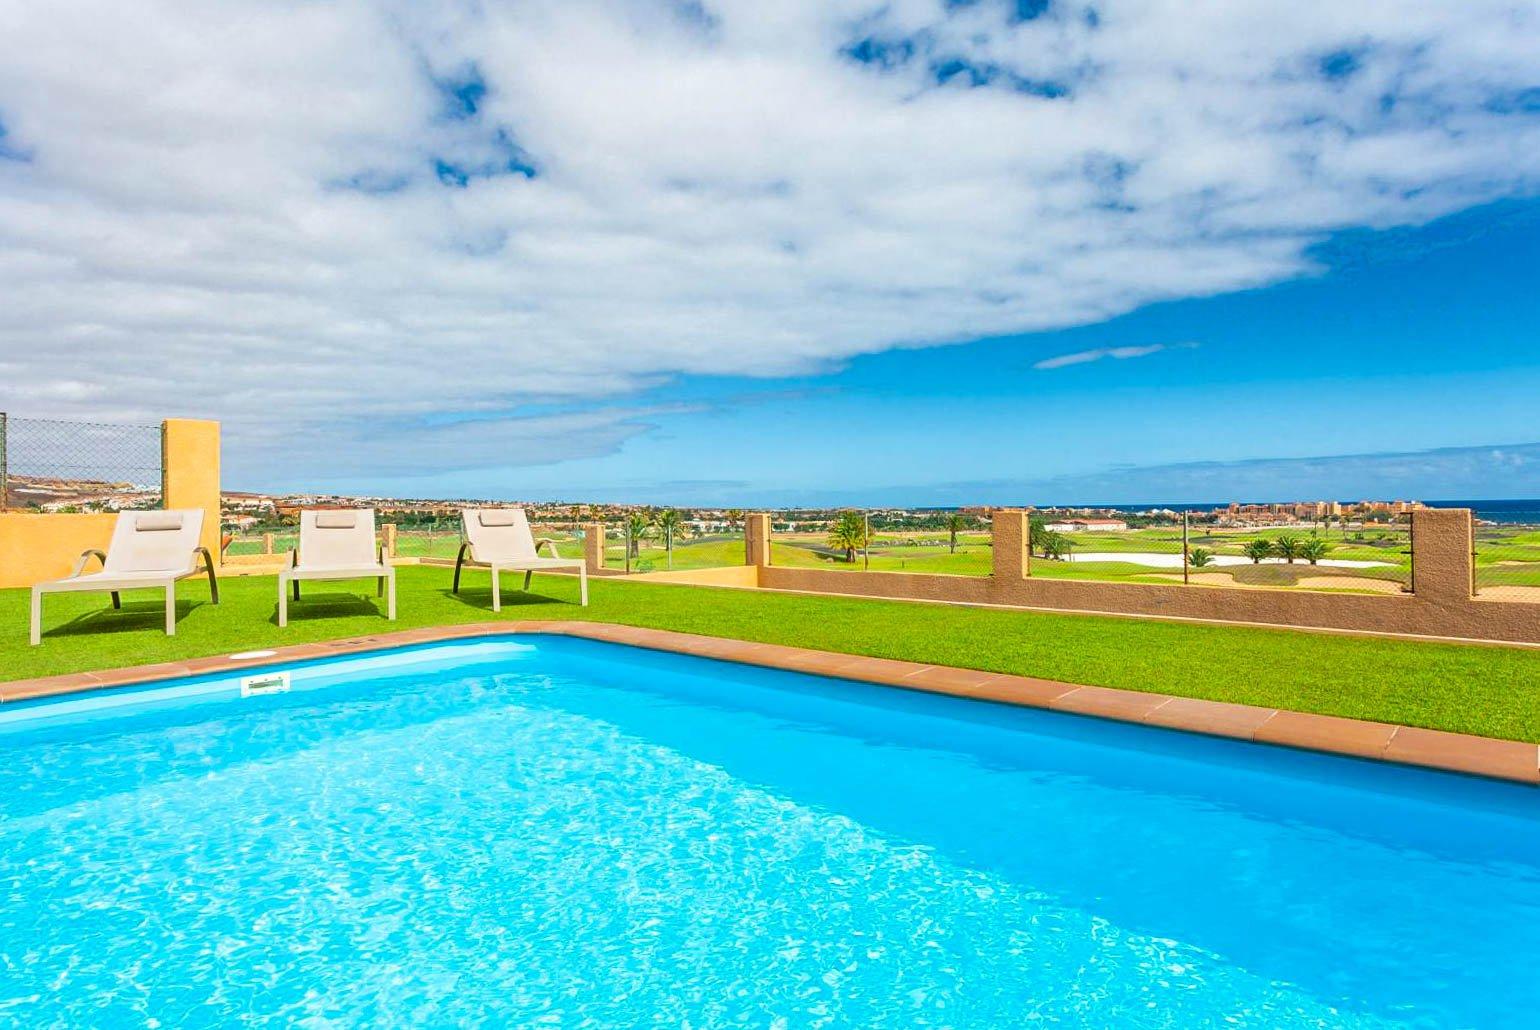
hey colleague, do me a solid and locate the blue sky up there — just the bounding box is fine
[360,197,1540,505]
[4,1,1540,505]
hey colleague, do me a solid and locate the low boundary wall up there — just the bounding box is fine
[747,508,1540,646]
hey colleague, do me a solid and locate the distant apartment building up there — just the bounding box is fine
[1044,518,1128,533]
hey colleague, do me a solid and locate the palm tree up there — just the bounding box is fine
[1189,548,1214,568]
[829,510,867,563]
[655,508,682,569]
[1298,536,1332,565]
[725,509,743,534]
[1243,538,1274,564]
[626,510,651,560]
[945,513,968,554]
[1040,530,1070,560]
[1273,534,1302,564]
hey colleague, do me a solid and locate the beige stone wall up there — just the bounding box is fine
[583,522,605,573]
[744,513,772,567]
[630,565,761,587]
[749,508,1540,645]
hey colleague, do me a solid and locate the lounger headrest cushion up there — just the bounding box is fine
[134,511,184,532]
[477,509,520,527]
[314,511,358,529]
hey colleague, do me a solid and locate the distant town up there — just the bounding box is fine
[3,473,1430,534]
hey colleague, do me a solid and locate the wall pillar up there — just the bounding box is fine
[584,522,606,573]
[1411,507,1473,602]
[381,523,397,558]
[262,532,274,555]
[160,418,221,561]
[991,508,1030,581]
[745,513,772,567]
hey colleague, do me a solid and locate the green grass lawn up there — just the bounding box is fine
[5,564,1540,743]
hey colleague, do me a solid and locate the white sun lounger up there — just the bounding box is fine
[278,509,396,627]
[29,509,218,645]
[453,508,588,610]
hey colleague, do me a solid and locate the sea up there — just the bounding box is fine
[1019,500,1540,525]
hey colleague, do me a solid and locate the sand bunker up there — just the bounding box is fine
[1150,572,1243,587]
[1294,576,1405,594]
[1475,585,1540,601]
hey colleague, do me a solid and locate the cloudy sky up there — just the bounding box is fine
[2,0,1539,504]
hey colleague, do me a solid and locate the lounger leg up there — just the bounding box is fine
[453,543,469,594]
[386,570,397,620]
[165,583,177,637]
[30,588,42,646]
[523,570,533,592]
[111,591,121,610]
[579,563,588,607]
[491,567,501,613]
[292,579,300,601]
[278,575,288,628]
[377,575,384,598]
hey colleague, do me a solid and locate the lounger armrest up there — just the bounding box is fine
[284,548,298,570]
[69,549,108,578]
[192,546,214,572]
[535,538,560,558]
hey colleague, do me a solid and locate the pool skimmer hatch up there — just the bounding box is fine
[240,671,291,698]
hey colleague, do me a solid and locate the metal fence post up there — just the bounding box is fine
[863,512,870,571]
[0,411,7,511]
[1182,511,1190,585]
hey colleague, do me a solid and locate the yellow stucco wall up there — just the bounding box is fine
[0,419,221,589]
[161,418,222,559]
[0,513,120,589]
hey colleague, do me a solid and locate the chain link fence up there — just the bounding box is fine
[1020,508,1411,593]
[756,505,1412,593]
[761,509,993,574]
[0,413,163,511]
[1472,509,1540,602]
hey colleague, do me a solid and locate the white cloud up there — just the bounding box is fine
[1,0,1539,484]
[1033,341,1197,370]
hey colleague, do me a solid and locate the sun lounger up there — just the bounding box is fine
[278,509,395,627]
[453,508,588,610]
[29,509,217,645]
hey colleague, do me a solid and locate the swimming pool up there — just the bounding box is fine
[2,636,1536,1026]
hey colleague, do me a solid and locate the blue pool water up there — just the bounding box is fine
[1,638,1537,1027]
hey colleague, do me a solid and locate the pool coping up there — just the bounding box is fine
[4,621,1537,785]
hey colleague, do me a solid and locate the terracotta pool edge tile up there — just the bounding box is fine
[1051,685,1173,723]
[959,672,1078,708]
[1142,697,1280,742]
[1253,709,1399,762]
[1,671,109,703]
[1383,726,1540,784]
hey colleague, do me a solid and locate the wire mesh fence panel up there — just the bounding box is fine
[1026,509,1412,593]
[529,523,585,562]
[1029,512,1189,585]
[1473,518,1540,601]
[223,532,298,557]
[763,509,994,574]
[0,414,162,511]
[590,510,739,573]
[391,519,463,560]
